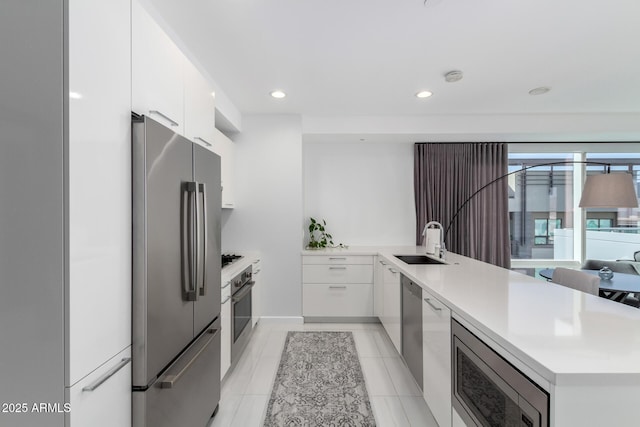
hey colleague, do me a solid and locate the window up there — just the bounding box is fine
[509,149,640,276]
[586,218,613,230]
[508,154,574,260]
[534,218,562,245]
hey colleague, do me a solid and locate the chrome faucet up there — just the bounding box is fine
[422,221,446,258]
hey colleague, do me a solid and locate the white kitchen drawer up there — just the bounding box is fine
[67,346,131,427]
[303,264,373,284]
[303,283,373,317]
[302,255,373,265]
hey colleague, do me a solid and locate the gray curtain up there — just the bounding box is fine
[414,143,511,269]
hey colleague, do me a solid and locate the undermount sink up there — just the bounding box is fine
[394,255,447,265]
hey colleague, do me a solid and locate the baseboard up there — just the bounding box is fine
[258,316,304,325]
[303,316,380,323]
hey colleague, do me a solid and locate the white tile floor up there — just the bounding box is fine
[208,322,439,427]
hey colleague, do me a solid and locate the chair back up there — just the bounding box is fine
[551,267,600,295]
[582,259,639,275]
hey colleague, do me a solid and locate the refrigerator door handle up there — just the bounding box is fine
[183,182,198,301]
[198,183,208,296]
[159,328,219,389]
[193,180,201,301]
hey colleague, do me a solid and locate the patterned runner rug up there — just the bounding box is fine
[264,331,377,426]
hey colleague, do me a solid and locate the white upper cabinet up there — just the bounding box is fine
[132,0,185,133]
[184,60,216,149]
[68,0,132,387]
[211,128,236,208]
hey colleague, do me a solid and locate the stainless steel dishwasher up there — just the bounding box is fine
[401,274,423,390]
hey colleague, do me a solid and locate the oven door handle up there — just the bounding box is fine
[232,282,255,302]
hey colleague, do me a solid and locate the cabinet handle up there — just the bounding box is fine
[329,266,347,270]
[221,295,231,304]
[329,286,347,289]
[388,268,398,274]
[424,298,442,312]
[222,281,231,289]
[329,257,347,260]
[149,110,179,127]
[379,260,387,265]
[253,260,260,264]
[194,137,212,147]
[82,358,131,392]
[253,269,261,275]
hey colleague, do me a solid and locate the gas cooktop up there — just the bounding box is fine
[222,254,243,268]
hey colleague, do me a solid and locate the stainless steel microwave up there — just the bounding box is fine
[452,319,549,427]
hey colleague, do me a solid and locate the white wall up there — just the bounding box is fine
[303,141,415,246]
[221,115,303,317]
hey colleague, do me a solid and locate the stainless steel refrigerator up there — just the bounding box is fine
[132,115,222,427]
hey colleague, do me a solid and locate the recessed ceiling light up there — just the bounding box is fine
[270,90,286,99]
[69,91,83,99]
[211,91,216,98]
[415,91,433,99]
[529,86,551,96]
[444,70,463,83]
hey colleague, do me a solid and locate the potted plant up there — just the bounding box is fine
[306,217,346,249]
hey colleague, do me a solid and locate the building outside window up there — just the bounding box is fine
[585,218,613,229]
[508,150,640,274]
[534,218,562,245]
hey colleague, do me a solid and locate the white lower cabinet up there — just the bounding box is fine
[422,289,452,427]
[67,347,131,427]
[220,277,231,380]
[302,255,374,318]
[373,258,386,318]
[381,264,401,354]
[303,284,374,317]
[251,258,262,328]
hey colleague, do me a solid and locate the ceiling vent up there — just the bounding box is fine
[528,86,551,96]
[444,70,463,83]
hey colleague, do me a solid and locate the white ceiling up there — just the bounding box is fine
[145,0,640,140]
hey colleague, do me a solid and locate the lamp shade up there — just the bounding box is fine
[579,173,639,208]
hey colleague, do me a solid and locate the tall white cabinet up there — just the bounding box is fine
[67,0,132,389]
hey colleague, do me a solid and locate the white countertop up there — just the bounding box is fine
[221,251,261,280]
[302,246,640,386]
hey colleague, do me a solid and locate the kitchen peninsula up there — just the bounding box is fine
[302,246,640,426]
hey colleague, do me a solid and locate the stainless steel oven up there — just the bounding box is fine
[230,265,253,364]
[452,319,549,427]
